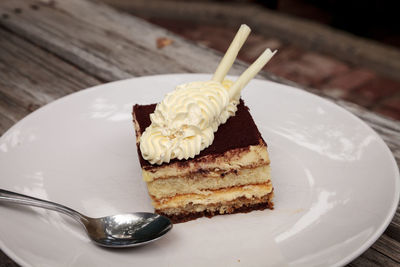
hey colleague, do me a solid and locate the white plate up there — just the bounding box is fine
[0,74,398,267]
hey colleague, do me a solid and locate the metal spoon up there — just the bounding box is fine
[0,189,172,248]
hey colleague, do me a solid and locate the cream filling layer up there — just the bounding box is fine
[147,165,270,199]
[152,183,273,210]
[141,144,269,182]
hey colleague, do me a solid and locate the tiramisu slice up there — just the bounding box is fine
[132,25,276,223]
[133,99,273,223]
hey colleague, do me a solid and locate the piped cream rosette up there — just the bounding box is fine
[140,25,276,165]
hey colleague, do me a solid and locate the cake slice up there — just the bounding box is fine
[132,24,276,223]
[133,99,273,223]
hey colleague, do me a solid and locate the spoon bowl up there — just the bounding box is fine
[0,189,172,248]
[84,212,172,247]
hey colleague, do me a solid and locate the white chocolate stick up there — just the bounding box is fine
[212,24,251,83]
[228,48,276,99]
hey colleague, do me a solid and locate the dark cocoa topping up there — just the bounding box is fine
[133,99,265,167]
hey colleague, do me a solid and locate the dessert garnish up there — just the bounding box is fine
[140,24,276,164]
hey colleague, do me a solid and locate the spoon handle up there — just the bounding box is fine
[0,189,87,222]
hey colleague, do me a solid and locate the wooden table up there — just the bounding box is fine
[0,0,399,266]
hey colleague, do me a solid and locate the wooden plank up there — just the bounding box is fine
[0,27,101,134]
[0,0,249,81]
[101,0,400,83]
[0,252,17,267]
[372,233,400,263]
[347,247,399,267]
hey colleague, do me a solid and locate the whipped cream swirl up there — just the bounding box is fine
[140,80,239,165]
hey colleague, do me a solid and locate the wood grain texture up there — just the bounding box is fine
[101,0,400,82]
[0,26,101,133]
[0,0,399,266]
[0,0,249,81]
[372,233,400,263]
[348,247,399,267]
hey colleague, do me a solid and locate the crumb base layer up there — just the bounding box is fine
[156,191,274,223]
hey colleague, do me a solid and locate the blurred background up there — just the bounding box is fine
[99,0,400,120]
